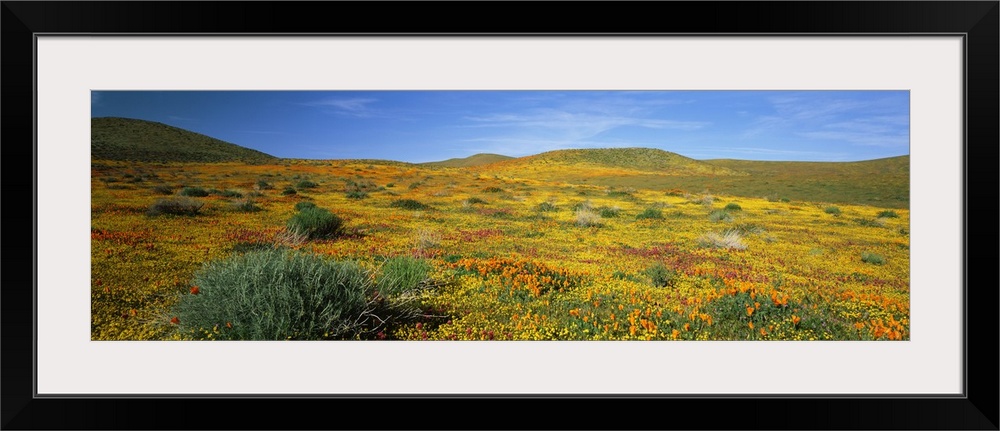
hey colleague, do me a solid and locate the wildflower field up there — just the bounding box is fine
[91,158,909,341]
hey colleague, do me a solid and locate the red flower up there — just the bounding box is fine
[190,286,200,295]
[170,317,180,324]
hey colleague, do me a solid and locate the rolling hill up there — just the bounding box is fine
[479,147,746,176]
[421,153,514,168]
[91,117,278,163]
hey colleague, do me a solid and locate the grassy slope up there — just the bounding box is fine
[481,147,744,176]
[92,117,278,163]
[473,150,909,209]
[700,156,910,208]
[422,153,514,168]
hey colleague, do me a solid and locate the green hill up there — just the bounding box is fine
[91,117,278,163]
[484,147,745,176]
[422,153,514,168]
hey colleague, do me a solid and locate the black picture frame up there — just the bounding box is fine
[3,2,997,430]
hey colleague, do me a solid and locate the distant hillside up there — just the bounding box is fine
[91,117,278,163]
[484,147,745,176]
[702,155,910,178]
[422,153,514,168]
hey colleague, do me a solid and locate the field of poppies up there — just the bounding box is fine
[91,159,909,341]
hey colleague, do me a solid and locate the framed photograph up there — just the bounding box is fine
[5,2,997,429]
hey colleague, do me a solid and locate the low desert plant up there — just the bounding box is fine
[390,199,430,211]
[724,203,742,211]
[179,186,210,197]
[147,198,204,216]
[294,201,317,212]
[172,249,374,340]
[286,207,345,240]
[575,208,602,227]
[861,252,886,265]
[824,206,841,216]
[709,209,733,223]
[644,262,678,288]
[151,185,175,195]
[536,201,558,212]
[636,207,664,220]
[699,230,747,250]
[877,210,899,218]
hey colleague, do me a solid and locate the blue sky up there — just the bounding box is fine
[91,90,909,163]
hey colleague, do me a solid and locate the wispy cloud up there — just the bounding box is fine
[741,93,909,151]
[302,97,379,117]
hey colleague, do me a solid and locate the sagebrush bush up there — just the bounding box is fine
[256,179,274,190]
[232,197,261,213]
[281,187,297,196]
[294,201,317,212]
[296,180,319,189]
[824,206,841,216]
[172,249,374,340]
[219,189,243,198]
[644,262,677,287]
[709,209,733,222]
[536,202,558,212]
[147,198,204,216]
[286,207,344,239]
[390,199,430,210]
[346,191,368,199]
[699,230,747,250]
[636,207,663,220]
[598,206,621,218]
[574,208,602,227]
[724,203,742,211]
[151,185,174,195]
[465,197,488,205]
[861,252,886,265]
[877,210,899,218]
[482,186,504,193]
[179,186,210,197]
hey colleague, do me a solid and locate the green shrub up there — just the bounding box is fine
[179,186,210,197]
[408,182,422,190]
[294,201,317,212]
[286,207,345,239]
[465,197,488,205]
[598,206,621,218]
[281,187,297,196]
[218,189,243,198]
[724,203,742,211]
[376,256,431,296]
[536,202,558,212]
[854,217,885,227]
[877,210,899,218]
[861,252,886,265]
[824,206,841,216]
[644,262,677,288]
[296,180,319,189]
[151,185,174,195]
[482,186,504,193]
[172,249,374,340]
[256,179,274,190]
[709,209,733,222]
[636,208,663,220]
[232,198,261,213]
[571,201,593,211]
[389,199,430,211]
[385,183,396,188]
[346,191,369,199]
[147,198,204,216]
